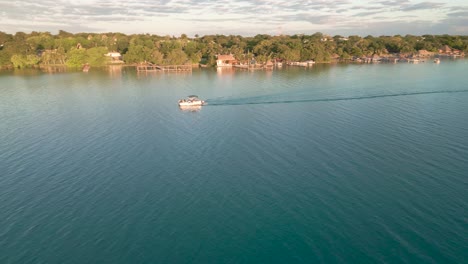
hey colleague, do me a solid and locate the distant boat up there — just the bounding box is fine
[434,58,440,64]
[178,95,206,107]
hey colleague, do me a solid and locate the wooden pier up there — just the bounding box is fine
[233,64,273,71]
[286,61,315,67]
[136,64,192,72]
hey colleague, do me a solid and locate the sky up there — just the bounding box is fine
[0,0,467,36]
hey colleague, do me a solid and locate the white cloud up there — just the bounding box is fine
[0,0,466,35]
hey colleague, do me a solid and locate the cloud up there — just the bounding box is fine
[448,11,468,17]
[377,0,410,6]
[400,1,445,11]
[435,17,468,34]
[0,0,466,36]
[352,11,380,17]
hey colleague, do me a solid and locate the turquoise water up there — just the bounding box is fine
[1,61,467,263]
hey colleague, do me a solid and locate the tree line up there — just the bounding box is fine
[0,30,467,69]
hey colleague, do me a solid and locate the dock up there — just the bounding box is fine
[286,61,315,67]
[136,64,192,72]
[233,64,273,71]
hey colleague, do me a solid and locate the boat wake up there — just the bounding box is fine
[205,89,468,106]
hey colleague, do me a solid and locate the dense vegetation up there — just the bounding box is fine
[0,30,467,69]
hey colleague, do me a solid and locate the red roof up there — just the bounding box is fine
[217,54,236,61]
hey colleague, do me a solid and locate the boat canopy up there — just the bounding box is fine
[187,95,199,99]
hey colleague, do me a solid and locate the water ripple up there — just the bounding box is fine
[206,89,468,106]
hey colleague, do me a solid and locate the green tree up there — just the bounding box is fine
[55,38,78,53]
[10,54,40,68]
[27,32,55,51]
[0,51,12,67]
[123,44,151,63]
[86,47,109,66]
[149,49,164,64]
[66,48,87,67]
[58,30,74,38]
[41,48,66,65]
[165,49,188,65]
[184,41,201,63]
[10,54,27,68]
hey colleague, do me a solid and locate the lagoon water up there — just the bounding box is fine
[1,60,468,263]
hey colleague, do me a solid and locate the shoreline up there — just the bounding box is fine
[0,56,465,73]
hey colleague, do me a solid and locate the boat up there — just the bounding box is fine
[178,95,206,106]
[179,105,202,112]
[434,58,440,64]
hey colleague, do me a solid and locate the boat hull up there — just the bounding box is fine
[178,101,205,106]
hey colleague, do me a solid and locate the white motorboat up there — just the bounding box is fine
[179,105,202,112]
[178,95,206,106]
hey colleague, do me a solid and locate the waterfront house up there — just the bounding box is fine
[265,60,274,70]
[216,54,236,67]
[364,54,381,63]
[439,45,452,54]
[105,52,123,63]
[452,49,465,57]
[437,45,465,57]
[417,49,434,57]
